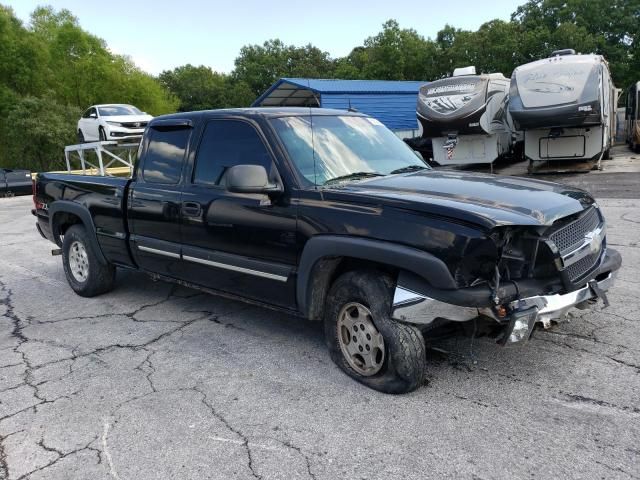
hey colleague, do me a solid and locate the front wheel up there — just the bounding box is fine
[62,225,115,297]
[99,127,107,141]
[324,270,426,394]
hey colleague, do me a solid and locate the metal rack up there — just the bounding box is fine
[64,141,139,176]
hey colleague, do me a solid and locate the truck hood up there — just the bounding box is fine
[331,170,594,229]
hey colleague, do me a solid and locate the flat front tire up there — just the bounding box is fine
[324,270,427,394]
[62,225,115,297]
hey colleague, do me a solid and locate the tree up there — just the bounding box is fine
[360,20,436,80]
[0,5,177,170]
[0,6,49,96]
[159,64,255,111]
[1,96,80,172]
[512,0,640,86]
[159,64,232,111]
[233,39,335,97]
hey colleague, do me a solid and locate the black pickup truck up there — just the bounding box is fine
[33,108,621,393]
[1,168,32,197]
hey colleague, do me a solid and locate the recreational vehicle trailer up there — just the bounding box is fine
[625,81,640,151]
[416,67,515,165]
[509,50,616,169]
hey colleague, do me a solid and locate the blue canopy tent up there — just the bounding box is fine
[252,78,428,137]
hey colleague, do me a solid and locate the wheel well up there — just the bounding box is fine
[305,256,398,321]
[53,212,83,240]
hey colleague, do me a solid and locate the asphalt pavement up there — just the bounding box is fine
[0,149,639,480]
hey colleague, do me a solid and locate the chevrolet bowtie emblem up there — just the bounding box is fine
[585,231,602,255]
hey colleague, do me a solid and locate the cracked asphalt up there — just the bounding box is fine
[1,164,639,479]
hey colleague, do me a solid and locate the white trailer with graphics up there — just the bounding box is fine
[509,50,617,170]
[416,66,515,165]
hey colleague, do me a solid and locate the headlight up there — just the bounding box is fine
[106,121,121,126]
[503,306,538,344]
[451,236,499,287]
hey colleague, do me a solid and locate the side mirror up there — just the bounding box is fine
[90,113,97,119]
[226,164,282,195]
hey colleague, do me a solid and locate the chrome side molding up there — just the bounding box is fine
[182,254,289,282]
[137,245,180,259]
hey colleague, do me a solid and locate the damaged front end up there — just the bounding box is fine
[391,205,621,344]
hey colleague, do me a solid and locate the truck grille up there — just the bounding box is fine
[565,251,601,282]
[548,206,603,282]
[549,207,600,254]
[120,122,148,129]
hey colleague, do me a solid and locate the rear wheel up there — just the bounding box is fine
[77,129,85,143]
[62,225,115,297]
[324,270,426,394]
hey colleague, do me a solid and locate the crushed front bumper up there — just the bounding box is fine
[391,248,621,344]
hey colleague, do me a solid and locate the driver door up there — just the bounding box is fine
[179,118,298,309]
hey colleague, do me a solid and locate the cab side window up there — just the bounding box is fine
[141,127,191,184]
[82,108,95,119]
[193,120,273,186]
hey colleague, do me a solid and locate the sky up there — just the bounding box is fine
[5,0,524,75]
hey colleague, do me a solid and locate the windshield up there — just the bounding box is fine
[98,105,143,116]
[270,115,428,186]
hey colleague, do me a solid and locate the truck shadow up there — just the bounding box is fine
[112,269,575,392]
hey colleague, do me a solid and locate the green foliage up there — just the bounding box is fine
[1,0,639,173]
[359,20,438,80]
[159,64,253,111]
[512,0,640,88]
[1,96,80,172]
[0,5,177,172]
[233,39,335,97]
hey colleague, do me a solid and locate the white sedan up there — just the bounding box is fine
[77,104,153,143]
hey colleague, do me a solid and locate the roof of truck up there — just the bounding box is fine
[152,107,367,122]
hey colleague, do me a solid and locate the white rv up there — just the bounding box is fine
[625,81,640,151]
[416,67,514,165]
[509,50,616,168]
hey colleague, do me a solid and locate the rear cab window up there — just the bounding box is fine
[141,127,191,184]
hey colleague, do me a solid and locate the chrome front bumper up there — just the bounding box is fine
[507,271,615,328]
[391,271,617,343]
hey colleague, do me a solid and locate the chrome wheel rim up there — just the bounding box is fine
[336,302,385,377]
[68,240,89,283]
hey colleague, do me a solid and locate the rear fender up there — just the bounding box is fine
[48,201,108,265]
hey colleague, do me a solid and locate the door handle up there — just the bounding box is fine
[181,201,202,217]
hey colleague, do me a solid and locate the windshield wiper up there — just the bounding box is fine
[324,171,385,186]
[389,165,428,175]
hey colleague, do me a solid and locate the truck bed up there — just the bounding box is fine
[34,172,134,267]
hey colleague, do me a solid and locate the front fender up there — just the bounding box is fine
[296,235,457,318]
